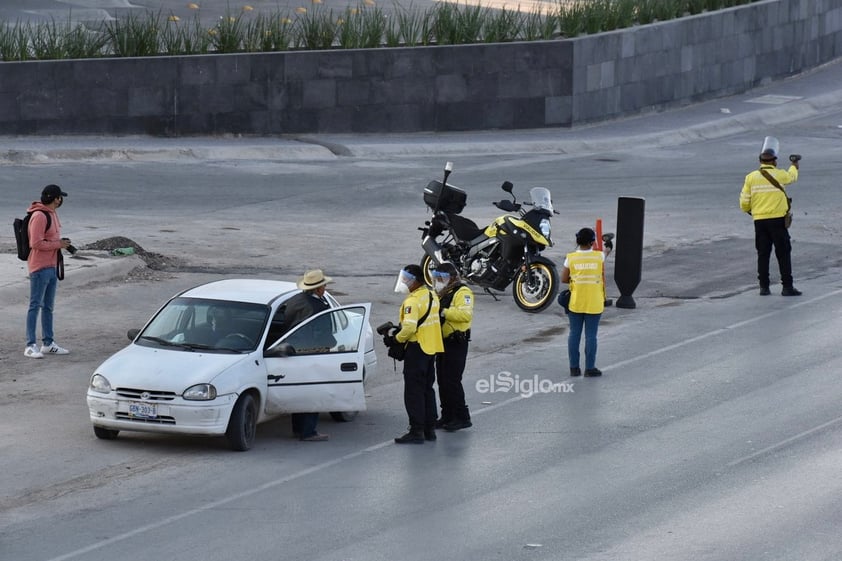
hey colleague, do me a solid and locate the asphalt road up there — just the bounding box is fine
[2,69,842,559]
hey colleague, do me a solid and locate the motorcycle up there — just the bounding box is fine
[419,162,560,313]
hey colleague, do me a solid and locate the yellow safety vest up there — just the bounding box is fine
[440,284,474,339]
[740,164,798,220]
[395,286,444,355]
[566,250,605,314]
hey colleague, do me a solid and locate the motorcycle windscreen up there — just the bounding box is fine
[529,187,553,213]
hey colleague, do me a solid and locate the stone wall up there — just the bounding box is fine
[0,0,840,135]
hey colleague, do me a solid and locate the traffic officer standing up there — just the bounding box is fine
[387,264,443,444]
[740,136,801,296]
[432,263,473,432]
[562,228,607,377]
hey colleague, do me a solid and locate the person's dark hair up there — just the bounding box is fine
[575,227,596,246]
[403,264,424,281]
[759,149,777,163]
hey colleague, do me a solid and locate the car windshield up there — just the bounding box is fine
[138,297,270,353]
[529,187,553,213]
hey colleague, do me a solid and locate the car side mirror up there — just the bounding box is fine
[127,328,140,341]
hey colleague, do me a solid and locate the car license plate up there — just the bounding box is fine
[128,401,157,419]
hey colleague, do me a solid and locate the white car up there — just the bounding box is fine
[86,279,376,451]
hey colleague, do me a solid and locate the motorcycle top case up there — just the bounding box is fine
[424,180,467,214]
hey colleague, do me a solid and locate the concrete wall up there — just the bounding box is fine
[0,0,840,135]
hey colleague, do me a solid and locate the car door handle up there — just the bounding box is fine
[267,373,286,382]
[340,363,358,372]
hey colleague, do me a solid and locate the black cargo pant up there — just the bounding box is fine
[435,336,470,423]
[754,217,793,288]
[403,342,437,432]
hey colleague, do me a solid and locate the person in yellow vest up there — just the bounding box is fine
[739,140,801,296]
[432,262,473,432]
[386,264,444,444]
[561,227,606,377]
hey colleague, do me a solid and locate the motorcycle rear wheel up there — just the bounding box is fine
[513,261,558,313]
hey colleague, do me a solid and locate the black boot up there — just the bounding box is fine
[424,427,437,441]
[444,406,472,432]
[394,428,424,444]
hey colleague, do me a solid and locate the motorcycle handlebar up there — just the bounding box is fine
[493,200,521,212]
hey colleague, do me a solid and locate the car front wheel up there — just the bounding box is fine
[226,393,258,451]
[93,426,119,440]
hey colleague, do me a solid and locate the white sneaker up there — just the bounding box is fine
[25,344,44,359]
[40,342,69,355]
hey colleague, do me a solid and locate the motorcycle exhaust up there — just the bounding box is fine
[422,235,445,265]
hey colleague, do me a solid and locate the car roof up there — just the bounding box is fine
[178,279,300,305]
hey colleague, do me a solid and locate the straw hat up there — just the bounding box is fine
[297,269,333,291]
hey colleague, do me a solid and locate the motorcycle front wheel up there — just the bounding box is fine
[513,260,558,313]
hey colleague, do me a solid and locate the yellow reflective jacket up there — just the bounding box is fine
[395,286,444,355]
[440,284,474,339]
[566,250,605,315]
[740,164,798,220]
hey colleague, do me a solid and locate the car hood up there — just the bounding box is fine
[94,344,251,392]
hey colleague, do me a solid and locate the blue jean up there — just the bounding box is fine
[27,267,58,347]
[568,311,601,370]
[291,413,319,439]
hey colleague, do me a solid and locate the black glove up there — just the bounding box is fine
[382,334,396,348]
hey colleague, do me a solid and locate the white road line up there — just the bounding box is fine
[46,287,842,561]
[726,415,842,468]
[604,290,842,372]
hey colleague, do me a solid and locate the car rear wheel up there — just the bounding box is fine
[330,411,358,422]
[93,426,119,440]
[226,393,257,451]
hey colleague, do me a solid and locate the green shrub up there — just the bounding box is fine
[521,6,558,41]
[294,3,338,50]
[482,6,521,43]
[0,1,759,61]
[0,22,30,61]
[104,10,162,57]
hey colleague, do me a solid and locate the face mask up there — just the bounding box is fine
[434,280,448,293]
[394,269,416,293]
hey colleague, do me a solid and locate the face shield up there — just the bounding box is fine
[431,270,451,293]
[394,269,416,294]
[760,136,780,161]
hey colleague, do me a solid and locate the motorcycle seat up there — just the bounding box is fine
[448,213,484,241]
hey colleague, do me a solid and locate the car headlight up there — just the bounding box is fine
[540,218,551,240]
[89,374,112,394]
[183,384,218,401]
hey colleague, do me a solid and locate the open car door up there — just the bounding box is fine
[263,303,371,415]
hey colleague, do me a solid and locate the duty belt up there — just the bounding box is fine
[445,329,471,343]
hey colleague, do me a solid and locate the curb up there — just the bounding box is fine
[0,252,146,297]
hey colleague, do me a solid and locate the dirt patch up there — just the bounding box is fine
[80,236,184,281]
[81,236,182,271]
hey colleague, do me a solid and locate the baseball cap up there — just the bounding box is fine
[42,184,68,199]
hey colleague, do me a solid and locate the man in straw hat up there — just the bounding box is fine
[282,269,335,441]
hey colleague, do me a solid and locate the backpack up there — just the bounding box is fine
[13,210,51,261]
